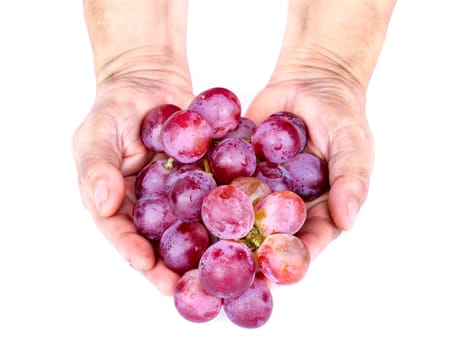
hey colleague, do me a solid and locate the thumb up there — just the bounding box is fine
[245,86,290,124]
[72,123,125,218]
[327,125,374,231]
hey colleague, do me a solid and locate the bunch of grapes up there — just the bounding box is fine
[133,87,329,328]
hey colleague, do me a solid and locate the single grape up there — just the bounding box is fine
[219,117,256,141]
[257,233,310,285]
[164,163,202,193]
[251,117,303,163]
[132,193,178,240]
[230,176,272,206]
[254,191,306,236]
[174,269,222,323]
[223,277,273,329]
[269,111,308,151]
[134,158,171,199]
[159,220,210,274]
[283,152,330,201]
[160,109,212,164]
[188,87,241,138]
[141,104,181,152]
[208,137,257,184]
[198,240,256,298]
[168,169,217,222]
[201,185,254,239]
[254,161,293,192]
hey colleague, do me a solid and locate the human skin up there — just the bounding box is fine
[72,0,396,294]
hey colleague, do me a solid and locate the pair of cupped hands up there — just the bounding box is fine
[72,51,373,295]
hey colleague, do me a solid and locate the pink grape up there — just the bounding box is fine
[159,220,210,274]
[168,169,217,222]
[223,277,273,329]
[257,233,310,285]
[132,193,178,240]
[198,240,256,298]
[201,185,254,239]
[141,104,181,152]
[208,137,257,184]
[174,269,222,323]
[251,116,303,163]
[254,191,306,236]
[230,176,272,206]
[284,152,329,201]
[160,110,212,163]
[188,87,241,138]
[134,158,171,199]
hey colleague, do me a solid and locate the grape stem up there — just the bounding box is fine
[163,157,175,170]
[241,227,265,251]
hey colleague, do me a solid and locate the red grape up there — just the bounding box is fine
[223,277,273,328]
[257,233,310,285]
[188,87,241,138]
[160,110,212,163]
[198,240,256,298]
[134,158,171,199]
[254,161,292,192]
[159,220,210,274]
[251,116,303,163]
[208,137,257,184]
[220,117,256,140]
[201,185,254,239]
[132,193,178,240]
[141,104,181,152]
[174,269,222,323]
[254,191,306,236]
[269,111,307,151]
[168,169,217,222]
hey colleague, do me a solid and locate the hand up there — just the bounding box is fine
[72,58,194,295]
[246,48,374,260]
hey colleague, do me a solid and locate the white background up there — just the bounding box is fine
[1,1,458,349]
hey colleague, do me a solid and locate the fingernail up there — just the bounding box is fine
[346,200,359,229]
[94,180,109,213]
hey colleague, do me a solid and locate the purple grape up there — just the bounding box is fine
[198,240,256,298]
[174,269,222,323]
[208,137,257,184]
[223,277,273,328]
[251,117,303,163]
[141,104,181,152]
[168,169,217,222]
[160,110,212,164]
[284,152,329,201]
[219,117,256,140]
[188,87,241,138]
[134,158,171,199]
[159,220,210,274]
[269,111,307,151]
[132,193,178,240]
[254,161,293,192]
[254,191,307,236]
[201,185,254,239]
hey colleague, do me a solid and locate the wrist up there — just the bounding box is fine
[279,0,396,88]
[84,0,189,86]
